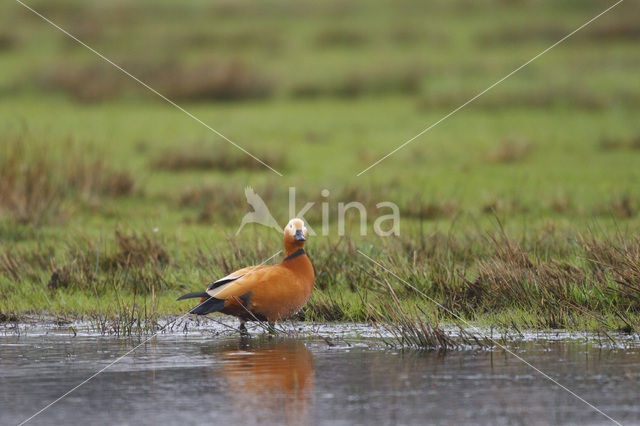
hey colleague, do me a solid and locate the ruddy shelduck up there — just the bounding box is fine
[178,218,314,332]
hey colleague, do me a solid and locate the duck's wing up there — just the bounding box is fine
[206,265,264,291]
[177,265,265,301]
[184,265,276,315]
[205,265,284,300]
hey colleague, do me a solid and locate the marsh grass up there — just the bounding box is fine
[150,60,274,102]
[176,182,467,228]
[291,67,423,99]
[153,143,288,173]
[361,229,640,333]
[418,87,617,111]
[478,17,640,46]
[598,134,640,151]
[298,288,372,322]
[487,139,534,164]
[0,32,18,51]
[1,133,637,336]
[593,195,639,219]
[368,300,458,350]
[3,226,639,342]
[41,58,274,103]
[0,134,135,224]
[38,57,427,102]
[403,197,458,220]
[314,28,369,47]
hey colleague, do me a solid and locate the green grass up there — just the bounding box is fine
[1,0,639,337]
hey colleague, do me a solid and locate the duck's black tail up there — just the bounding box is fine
[177,291,209,301]
[177,291,225,315]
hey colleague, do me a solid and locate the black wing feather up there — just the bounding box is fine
[189,297,226,315]
[206,274,244,290]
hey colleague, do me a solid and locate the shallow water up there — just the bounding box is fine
[1,322,639,426]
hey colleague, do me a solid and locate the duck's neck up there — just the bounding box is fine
[284,241,305,256]
[283,248,305,261]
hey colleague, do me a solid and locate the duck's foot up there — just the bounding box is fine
[239,321,248,335]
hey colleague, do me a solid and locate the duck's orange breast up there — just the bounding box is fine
[249,254,314,322]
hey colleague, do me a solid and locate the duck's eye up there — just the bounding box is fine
[289,224,293,229]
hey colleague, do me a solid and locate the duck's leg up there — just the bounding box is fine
[267,322,277,337]
[239,320,248,335]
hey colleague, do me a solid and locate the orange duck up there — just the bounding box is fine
[178,218,315,332]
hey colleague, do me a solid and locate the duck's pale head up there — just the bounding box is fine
[283,218,308,253]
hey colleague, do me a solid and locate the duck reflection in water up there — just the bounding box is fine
[203,338,314,425]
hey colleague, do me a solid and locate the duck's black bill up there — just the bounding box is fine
[294,229,306,241]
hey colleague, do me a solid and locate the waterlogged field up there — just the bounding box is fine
[1,0,640,339]
[2,323,640,425]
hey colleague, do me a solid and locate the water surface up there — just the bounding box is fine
[1,323,639,425]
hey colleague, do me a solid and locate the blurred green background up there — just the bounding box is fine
[2,0,639,233]
[1,0,639,320]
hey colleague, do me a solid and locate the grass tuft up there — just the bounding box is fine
[487,138,533,163]
[598,134,640,151]
[41,59,274,102]
[0,134,135,224]
[153,143,287,173]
